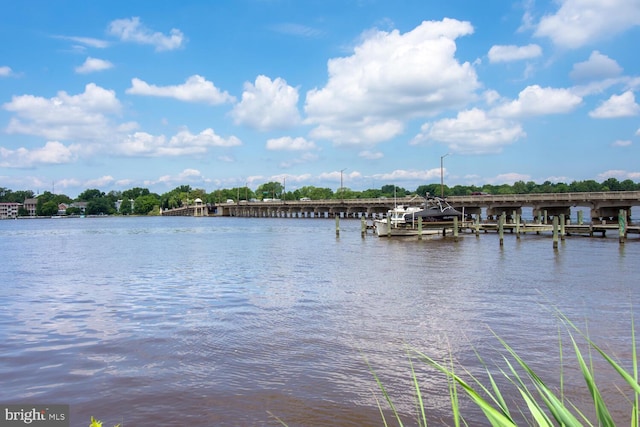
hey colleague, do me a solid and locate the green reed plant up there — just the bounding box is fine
[89,416,120,427]
[371,311,639,426]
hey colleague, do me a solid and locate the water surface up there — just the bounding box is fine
[0,216,638,426]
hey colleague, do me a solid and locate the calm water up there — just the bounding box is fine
[0,216,638,426]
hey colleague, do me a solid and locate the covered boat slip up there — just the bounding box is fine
[373,196,464,237]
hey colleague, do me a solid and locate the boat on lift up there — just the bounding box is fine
[374,195,463,237]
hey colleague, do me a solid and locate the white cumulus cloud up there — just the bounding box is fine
[126,75,235,105]
[597,169,640,181]
[487,173,532,185]
[492,85,582,118]
[116,128,241,157]
[0,141,75,168]
[266,136,316,151]
[146,169,211,188]
[358,150,384,160]
[3,83,122,142]
[589,91,640,118]
[84,176,116,188]
[304,18,479,146]
[371,169,442,182]
[412,108,525,154]
[570,51,623,82]
[231,75,301,131]
[75,57,114,74]
[0,66,12,77]
[488,44,542,63]
[612,139,632,147]
[108,17,185,51]
[535,0,640,48]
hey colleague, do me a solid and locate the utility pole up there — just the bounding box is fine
[440,153,450,198]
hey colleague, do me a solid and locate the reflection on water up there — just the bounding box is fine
[0,217,638,426]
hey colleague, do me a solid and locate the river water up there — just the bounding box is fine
[0,216,638,426]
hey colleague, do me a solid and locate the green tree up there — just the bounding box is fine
[450,185,470,196]
[123,187,150,200]
[512,180,528,194]
[35,191,71,215]
[569,180,602,192]
[302,186,334,200]
[553,182,570,193]
[134,194,160,215]
[256,181,284,199]
[415,184,441,198]
[86,198,115,215]
[65,206,82,215]
[40,200,59,216]
[601,177,621,191]
[380,185,409,197]
[119,199,133,215]
[620,179,638,191]
[77,188,104,201]
[360,188,384,198]
[0,189,35,203]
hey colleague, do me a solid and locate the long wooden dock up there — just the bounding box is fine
[469,222,640,236]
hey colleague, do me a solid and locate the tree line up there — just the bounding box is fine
[1,177,639,216]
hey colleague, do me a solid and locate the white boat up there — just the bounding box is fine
[373,196,463,237]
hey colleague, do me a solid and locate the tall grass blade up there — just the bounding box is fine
[471,347,511,419]
[493,334,584,426]
[632,310,638,427]
[407,353,427,427]
[518,387,554,427]
[558,314,640,395]
[568,333,615,426]
[412,349,517,426]
[365,356,404,427]
[497,357,554,426]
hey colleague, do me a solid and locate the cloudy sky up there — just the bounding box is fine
[1,0,639,197]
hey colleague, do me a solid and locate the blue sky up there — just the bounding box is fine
[1,0,639,198]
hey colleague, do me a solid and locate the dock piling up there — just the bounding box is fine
[453,216,459,241]
[619,209,626,244]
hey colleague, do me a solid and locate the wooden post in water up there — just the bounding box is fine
[335,215,340,237]
[418,217,423,240]
[560,214,566,241]
[515,212,521,239]
[553,216,559,249]
[499,212,505,246]
[453,216,459,242]
[387,216,391,238]
[619,209,626,244]
[361,216,366,237]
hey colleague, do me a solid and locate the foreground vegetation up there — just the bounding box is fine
[2,177,640,217]
[371,312,639,427]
